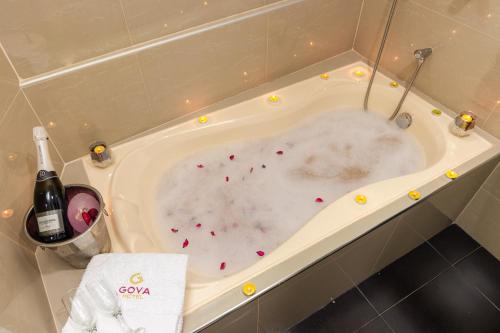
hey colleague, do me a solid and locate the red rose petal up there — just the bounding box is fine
[225,176,229,182]
[229,154,235,160]
[171,228,179,233]
[210,231,216,236]
[276,150,284,155]
[196,223,202,228]
[182,239,189,248]
[315,197,324,203]
[88,208,98,220]
[220,262,226,270]
[256,250,265,257]
[82,211,91,226]
[197,164,204,168]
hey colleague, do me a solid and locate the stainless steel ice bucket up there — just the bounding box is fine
[24,184,111,268]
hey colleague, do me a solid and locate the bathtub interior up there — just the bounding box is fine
[109,64,453,286]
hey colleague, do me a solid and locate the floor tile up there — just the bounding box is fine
[355,317,393,333]
[429,224,480,264]
[382,268,500,333]
[455,247,500,308]
[290,288,378,333]
[359,242,449,313]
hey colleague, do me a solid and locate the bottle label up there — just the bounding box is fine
[36,209,65,236]
[36,170,58,182]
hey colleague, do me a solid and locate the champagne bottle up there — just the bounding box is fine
[33,127,73,243]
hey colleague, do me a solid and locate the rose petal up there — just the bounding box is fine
[210,231,216,236]
[250,167,254,173]
[225,176,229,182]
[256,250,265,257]
[229,155,235,161]
[197,164,204,168]
[196,223,202,228]
[261,164,266,169]
[276,150,284,155]
[315,197,324,203]
[220,262,226,270]
[82,211,91,226]
[171,228,179,233]
[182,239,189,248]
[88,208,98,220]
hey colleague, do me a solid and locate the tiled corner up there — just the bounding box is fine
[0,0,131,78]
[23,55,152,161]
[258,253,353,332]
[0,233,56,332]
[200,300,258,333]
[120,0,267,44]
[399,200,451,241]
[0,92,63,250]
[0,47,18,119]
[354,0,500,130]
[267,0,362,79]
[138,14,268,127]
[483,162,500,198]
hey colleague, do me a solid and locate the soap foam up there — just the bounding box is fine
[155,109,425,278]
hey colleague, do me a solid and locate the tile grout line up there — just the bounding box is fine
[451,247,500,312]
[351,0,365,49]
[20,89,66,166]
[0,89,20,126]
[0,40,22,82]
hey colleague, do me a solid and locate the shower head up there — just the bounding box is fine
[414,48,432,61]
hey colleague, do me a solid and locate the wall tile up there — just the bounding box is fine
[354,0,500,131]
[483,162,500,199]
[0,233,56,332]
[258,254,353,332]
[0,48,18,119]
[121,0,266,44]
[23,56,152,161]
[267,0,363,79]
[0,0,131,78]
[138,15,267,126]
[200,300,257,333]
[0,92,63,250]
[484,104,500,138]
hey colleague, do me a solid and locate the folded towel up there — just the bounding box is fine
[62,253,188,333]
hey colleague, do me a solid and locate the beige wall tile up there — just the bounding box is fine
[402,201,451,240]
[335,217,398,285]
[258,254,353,332]
[484,104,500,138]
[267,0,362,79]
[0,47,18,119]
[200,300,257,333]
[0,233,55,332]
[121,0,266,44]
[24,55,152,161]
[456,189,500,260]
[483,162,500,199]
[354,0,500,132]
[0,92,63,250]
[138,15,267,126]
[0,0,131,78]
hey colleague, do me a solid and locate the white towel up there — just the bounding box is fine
[62,253,188,333]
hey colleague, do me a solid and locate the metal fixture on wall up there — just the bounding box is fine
[389,48,433,123]
[363,0,399,111]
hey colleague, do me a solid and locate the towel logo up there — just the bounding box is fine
[118,272,151,299]
[130,272,144,285]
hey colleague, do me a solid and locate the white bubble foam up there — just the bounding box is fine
[155,109,425,278]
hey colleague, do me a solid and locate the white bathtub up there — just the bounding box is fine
[80,59,497,329]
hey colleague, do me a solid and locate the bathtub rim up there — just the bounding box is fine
[60,51,500,332]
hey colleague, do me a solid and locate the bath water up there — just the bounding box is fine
[155,109,425,278]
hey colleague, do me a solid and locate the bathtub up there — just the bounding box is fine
[80,58,498,330]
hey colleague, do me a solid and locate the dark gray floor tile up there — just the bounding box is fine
[359,242,449,313]
[429,224,480,264]
[382,268,500,333]
[290,288,377,333]
[355,317,393,333]
[455,247,500,308]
